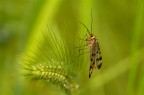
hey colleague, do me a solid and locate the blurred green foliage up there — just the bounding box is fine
[0,0,144,95]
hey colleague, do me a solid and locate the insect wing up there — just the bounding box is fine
[89,56,95,78]
[96,40,102,69]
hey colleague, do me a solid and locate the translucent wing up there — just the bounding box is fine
[89,55,95,78]
[96,40,102,69]
[89,41,97,78]
[89,38,102,78]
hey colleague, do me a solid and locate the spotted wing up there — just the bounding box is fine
[95,40,102,69]
[89,55,95,78]
[89,38,102,78]
[89,46,97,78]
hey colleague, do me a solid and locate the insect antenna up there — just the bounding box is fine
[79,21,91,35]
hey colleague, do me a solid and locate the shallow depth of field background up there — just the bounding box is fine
[0,0,144,95]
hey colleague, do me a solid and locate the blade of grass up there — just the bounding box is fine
[24,0,63,57]
[128,0,143,94]
[137,63,144,95]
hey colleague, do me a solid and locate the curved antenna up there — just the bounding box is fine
[79,21,91,34]
[91,9,93,34]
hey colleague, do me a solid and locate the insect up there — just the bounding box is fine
[79,11,102,78]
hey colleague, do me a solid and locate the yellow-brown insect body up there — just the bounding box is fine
[85,34,102,78]
[85,34,95,46]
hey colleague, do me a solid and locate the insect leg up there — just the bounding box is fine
[71,51,90,63]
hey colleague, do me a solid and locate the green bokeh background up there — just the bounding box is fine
[0,0,144,95]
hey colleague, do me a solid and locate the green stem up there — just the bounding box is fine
[137,63,144,95]
[128,0,143,94]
